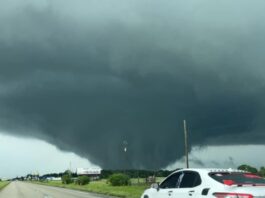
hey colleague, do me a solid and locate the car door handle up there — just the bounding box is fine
[168,191,173,196]
[188,190,195,196]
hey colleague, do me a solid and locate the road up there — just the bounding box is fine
[0,181,113,198]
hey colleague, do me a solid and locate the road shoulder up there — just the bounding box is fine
[0,182,10,191]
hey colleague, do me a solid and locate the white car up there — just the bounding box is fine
[141,168,265,198]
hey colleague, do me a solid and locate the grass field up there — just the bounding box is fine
[34,178,164,198]
[0,181,10,191]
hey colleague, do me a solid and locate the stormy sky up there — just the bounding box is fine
[1,0,265,170]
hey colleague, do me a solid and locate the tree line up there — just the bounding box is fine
[37,169,173,180]
[13,165,265,181]
[238,164,265,176]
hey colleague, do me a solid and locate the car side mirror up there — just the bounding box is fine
[151,182,160,191]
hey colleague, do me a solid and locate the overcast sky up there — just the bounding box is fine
[1,0,265,175]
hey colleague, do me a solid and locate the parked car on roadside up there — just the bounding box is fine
[141,168,265,198]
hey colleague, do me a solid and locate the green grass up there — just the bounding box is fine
[33,179,155,198]
[0,181,10,191]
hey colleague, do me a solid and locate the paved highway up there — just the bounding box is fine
[0,181,113,198]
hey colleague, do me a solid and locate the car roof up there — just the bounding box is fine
[172,168,248,174]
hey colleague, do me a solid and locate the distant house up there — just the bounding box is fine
[76,168,101,180]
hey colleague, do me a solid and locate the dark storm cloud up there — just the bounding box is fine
[1,0,265,169]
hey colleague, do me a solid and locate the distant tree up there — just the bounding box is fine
[100,170,114,179]
[62,174,73,184]
[62,170,73,184]
[238,164,258,173]
[76,176,90,185]
[64,170,72,175]
[259,167,265,177]
[156,170,173,177]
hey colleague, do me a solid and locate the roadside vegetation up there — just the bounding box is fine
[33,172,165,198]
[29,170,167,198]
[0,181,10,191]
[109,173,130,186]
[76,176,90,185]
[34,179,150,198]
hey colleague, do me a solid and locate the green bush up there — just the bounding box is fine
[76,176,90,185]
[62,174,73,184]
[109,173,130,186]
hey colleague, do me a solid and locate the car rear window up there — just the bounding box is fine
[209,172,265,185]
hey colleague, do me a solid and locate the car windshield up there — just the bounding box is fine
[209,172,265,186]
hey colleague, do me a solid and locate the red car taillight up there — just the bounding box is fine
[213,192,253,198]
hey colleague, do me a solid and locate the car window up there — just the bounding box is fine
[160,172,182,189]
[209,172,265,185]
[179,171,202,188]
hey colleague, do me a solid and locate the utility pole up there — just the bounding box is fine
[183,120,189,168]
